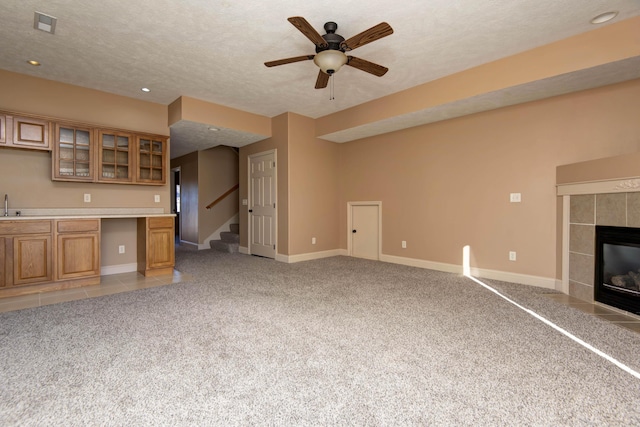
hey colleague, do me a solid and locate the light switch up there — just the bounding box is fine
[510,193,521,203]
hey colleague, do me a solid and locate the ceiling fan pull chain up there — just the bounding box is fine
[330,75,335,100]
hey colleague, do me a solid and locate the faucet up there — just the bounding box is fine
[4,194,8,216]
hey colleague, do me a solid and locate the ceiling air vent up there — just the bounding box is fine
[34,11,57,34]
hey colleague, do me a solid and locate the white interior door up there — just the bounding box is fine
[249,151,276,258]
[350,204,380,260]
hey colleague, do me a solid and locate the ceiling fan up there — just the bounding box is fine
[265,17,393,89]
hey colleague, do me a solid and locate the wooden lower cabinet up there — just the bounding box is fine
[55,219,100,280]
[0,215,173,297]
[0,221,53,288]
[13,234,53,286]
[137,216,175,276]
[0,237,6,287]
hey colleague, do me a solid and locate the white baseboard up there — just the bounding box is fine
[469,266,557,290]
[380,254,462,274]
[101,263,138,276]
[277,249,348,263]
[380,254,556,290]
[239,246,249,254]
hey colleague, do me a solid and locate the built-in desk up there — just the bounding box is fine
[0,209,175,298]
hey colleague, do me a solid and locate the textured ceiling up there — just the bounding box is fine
[1,0,639,157]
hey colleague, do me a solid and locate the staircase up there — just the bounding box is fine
[209,223,239,253]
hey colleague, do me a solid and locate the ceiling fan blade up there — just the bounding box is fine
[264,55,315,67]
[288,16,328,48]
[346,56,389,77]
[341,22,393,51]
[315,70,330,89]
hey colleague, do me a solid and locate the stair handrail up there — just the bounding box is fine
[205,183,239,210]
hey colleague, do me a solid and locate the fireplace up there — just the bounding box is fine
[594,226,640,315]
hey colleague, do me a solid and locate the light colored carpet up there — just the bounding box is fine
[1,248,639,426]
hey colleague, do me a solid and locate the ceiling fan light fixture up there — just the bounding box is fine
[314,50,347,75]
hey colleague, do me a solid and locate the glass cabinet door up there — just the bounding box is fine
[98,130,132,182]
[137,135,166,184]
[53,124,93,181]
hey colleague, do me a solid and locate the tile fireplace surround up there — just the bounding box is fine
[558,152,640,310]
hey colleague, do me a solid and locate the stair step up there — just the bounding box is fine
[229,223,239,234]
[220,231,240,243]
[210,240,239,253]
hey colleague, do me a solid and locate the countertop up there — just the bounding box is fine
[0,208,175,220]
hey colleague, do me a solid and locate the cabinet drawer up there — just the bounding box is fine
[0,220,52,235]
[57,219,100,233]
[148,217,173,229]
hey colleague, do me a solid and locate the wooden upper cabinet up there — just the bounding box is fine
[12,115,50,150]
[0,115,7,145]
[52,123,93,181]
[136,135,166,185]
[97,130,133,183]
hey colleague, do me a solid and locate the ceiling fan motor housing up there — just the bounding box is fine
[316,22,346,54]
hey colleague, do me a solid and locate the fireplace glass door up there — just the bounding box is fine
[595,225,640,315]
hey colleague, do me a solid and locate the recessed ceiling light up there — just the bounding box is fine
[208,127,219,131]
[591,11,618,24]
[33,11,57,34]
[141,87,150,92]
[27,60,41,66]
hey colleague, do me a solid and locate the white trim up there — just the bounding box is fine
[347,201,382,259]
[279,249,348,263]
[470,266,557,289]
[101,263,137,276]
[239,246,249,254]
[561,195,570,294]
[380,253,556,289]
[557,177,640,196]
[380,254,461,274]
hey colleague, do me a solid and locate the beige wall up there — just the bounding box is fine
[171,152,199,245]
[239,114,288,253]
[101,218,138,267]
[198,146,239,244]
[169,96,271,137]
[0,70,169,136]
[557,151,640,184]
[316,16,640,138]
[0,69,171,214]
[0,70,172,270]
[337,79,640,279]
[288,113,340,254]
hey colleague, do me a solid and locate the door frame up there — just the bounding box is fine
[347,201,382,258]
[248,149,277,257]
[171,166,181,243]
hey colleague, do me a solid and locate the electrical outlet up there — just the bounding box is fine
[509,251,516,261]
[84,193,91,203]
[242,199,248,206]
[154,194,160,203]
[402,240,407,249]
[119,245,125,254]
[510,193,521,203]
[312,237,316,245]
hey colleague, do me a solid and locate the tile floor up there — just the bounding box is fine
[1,275,639,336]
[544,293,640,333]
[0,270,191,313]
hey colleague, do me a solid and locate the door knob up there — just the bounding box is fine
[249,209,253,213]
[352,229,357,233]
